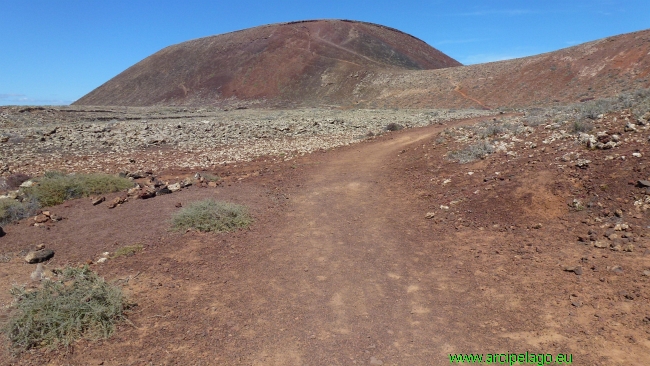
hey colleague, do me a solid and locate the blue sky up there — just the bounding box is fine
[1,0,648,105]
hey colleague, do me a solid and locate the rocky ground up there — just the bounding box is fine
[0,105,492,177]
[0,102,649,365]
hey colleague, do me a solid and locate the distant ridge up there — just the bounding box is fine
[74,19,461,107]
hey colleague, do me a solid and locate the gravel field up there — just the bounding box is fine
[0,106,494,176]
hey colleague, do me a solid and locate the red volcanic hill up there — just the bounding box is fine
[74,19,461,107]
[360,28,650,109]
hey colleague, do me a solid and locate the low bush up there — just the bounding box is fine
[0,198,40,226]
[385,123,403,131]
[171,199,252,232]
[23,172,134,207]
[2,266,130,351]
[112,244,143,259]
[448,141,494,164]
[571,120,593,134]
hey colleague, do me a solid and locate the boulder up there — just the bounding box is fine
[24,249,55,263]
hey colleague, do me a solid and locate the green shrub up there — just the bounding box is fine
[571,120,593,134]
[448,141,495,163]
[171,199,252,232]
[2,266,129,351]
[0,198,40,226]
[23,172,134,207]
[111,244,143,259]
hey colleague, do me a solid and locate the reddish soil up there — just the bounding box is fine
[1,115,649,365]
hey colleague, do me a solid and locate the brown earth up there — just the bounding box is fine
[1,113,649,365]
[74,23,650,110]
[74,20,460,107]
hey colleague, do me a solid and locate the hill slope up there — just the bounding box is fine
[360,28,650,109]
[74,19,461,107]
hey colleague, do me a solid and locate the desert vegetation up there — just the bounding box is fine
[22,172,134,207]
[2,266,130,351]
[171,199,252,232]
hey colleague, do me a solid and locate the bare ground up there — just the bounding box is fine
[1,115,649,365]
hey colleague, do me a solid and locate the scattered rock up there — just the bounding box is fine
[370,356,384,365]
[96,257,108,264]
[637,180,650,188]
[643,270,650,276]
[107,196,127,209]
[156,186,172,195]
[425,212,435,219]
[19,180,35,188]
[624,122,637,132]
[615,209,623,218]
[0,226,5,237]
[127,187,141,196]
[138,188,156,199]
[175,202,183,208]
[608,265,624,274]
[208,181,218,187]
[24,249,55,263]
[532,223,542,229]
[575,159,591,168]
[563,266,583,275]
[34,214,49,223]
[30,263,44,281]
[92,196,106,205]
[594,241,608,248]
[168,182,181,192]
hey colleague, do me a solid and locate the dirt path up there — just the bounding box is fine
[214,123,502,364]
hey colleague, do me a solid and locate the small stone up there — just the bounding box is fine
[643,270,650,276]
[127,187,140,196]
[637,180,650,188]
[0,226,5,237]
[138,188,156,199]
[532,223,542,229]
[208,181,218,187]
[42,211,51,217]
[425,212,435,219]
[594,241,608,248]
[34,214,49,223]
[168,182,181,192]
[633,152,643,158]
[24,249,55,263]
[92,196,106,205]
[96,257,108,263]
[609,265,624,274]
[563,266,583,275]
[19,180,35,188]
[370,357,384,365]
[575,159,591,168]
[36,244,45,250]
[30,263,44,281]
[623,244,635,252]
[615,209,623,218]
[107,196,126,209]
[156,186,172,195]
[175,202,183,208]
